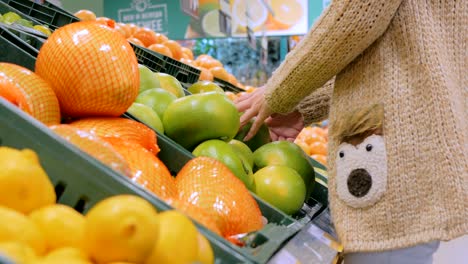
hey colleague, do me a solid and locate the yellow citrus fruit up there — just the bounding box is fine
[83,195,158,264]
[145,211,199,264]
[33,25,52,36]
[74,10,96,21]
[0,206,46,255]
[30,259,93,264]
[29,204,85,252]
[232,0,267,31]
[0,241,37,263]
[197,233,214,264]
[44,247,88,261]
[0,147,56,214]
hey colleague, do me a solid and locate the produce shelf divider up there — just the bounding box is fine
[213,77,245,93]
[0,0,79,30]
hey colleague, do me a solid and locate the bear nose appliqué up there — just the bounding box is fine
[347,168,372,198]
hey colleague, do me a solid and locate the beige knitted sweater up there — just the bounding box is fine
[264,0,467,253]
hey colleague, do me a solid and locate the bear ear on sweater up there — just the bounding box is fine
[334,104,388,208]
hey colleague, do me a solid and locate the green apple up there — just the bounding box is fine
[253,165,306,215]
[3,12,22,25]
[229,139,254,168]
[187,81,224,94]
[154,72,185,98]
[127,102,164,133]
[15,18,33,28]
[193,139,255,190]
[138,64,161,93]
[135,88,177,119]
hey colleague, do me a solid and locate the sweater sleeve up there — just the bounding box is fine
[297,77,334,126]
[264,0,403,113]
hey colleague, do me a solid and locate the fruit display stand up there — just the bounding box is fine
[0,0,79,30]
[0,24,44,70]
[213,77,245,93]
[0,98,251,264]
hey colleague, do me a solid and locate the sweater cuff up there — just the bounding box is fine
[296,80,333,125]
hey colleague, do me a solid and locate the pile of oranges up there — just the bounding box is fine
[73,9,254,92]
[294,126,328,166]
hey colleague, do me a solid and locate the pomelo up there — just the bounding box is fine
[154,73,185,98]
[187,81,223,94]
[235,118,271,151]
[127,103,164,133]
[135,88,177,119]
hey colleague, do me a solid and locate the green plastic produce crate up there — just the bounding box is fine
[131,43,201,85]
[0,98,252,264]
[0,0,78,30]
[0,24,44,70]
[41,0,78,18]
[123,113,317,263]
[213,77,244,93]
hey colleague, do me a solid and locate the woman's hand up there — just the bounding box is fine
[235,87,273,141]
[266,111,304,142]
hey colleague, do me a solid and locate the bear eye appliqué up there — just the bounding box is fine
[339,151,345,158]
[366,144,373,152]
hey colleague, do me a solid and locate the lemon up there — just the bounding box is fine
[29,204,85,252]
[0,241,38,263]
[33,25,52,36]
[84,195,158,264]
[197,233,214,264]
[0,147,56,214]
[44,247,88,261]
[232,0,267,31]
[0,206,46,255]
[145,211,199,264]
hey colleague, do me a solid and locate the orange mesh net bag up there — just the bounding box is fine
[175,157,264,239]
[35,21,139,118]
[50,124,131,176]
[70,117,159,154]
[0,63,60,125]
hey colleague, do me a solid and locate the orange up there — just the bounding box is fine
[74,10,96,21]
[295,140,311,155]
[162,40,183,60]
[180,53,190,60]
[35,22,139,118]
[309,141,327,156]
[127,23,139,35]
[197,58,222,69]
[147,43,173,58]
[309,126,326,137]
[0,63,60,125]
[245,86,256,93]
[50,125,131,177]
[195,54,213,62]
[265,0,303,30]
[224,91,236,101]
[127,37,144,46]
[304,133,326,145]
[198,67,214,81]
[114,23,130,38]
[133,28,158,47]
[179,58,197,67]
[70,117,160,155]
[181,47,194,60]
[311,154,327,166]
[176,157,263,238]
[154,33,168,44]
[209,66,229,81]
[227,73,237,85]
[108,140,177,200]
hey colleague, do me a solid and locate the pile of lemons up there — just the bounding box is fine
[0,146,214,264]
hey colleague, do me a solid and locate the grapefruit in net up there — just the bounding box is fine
[35,21,139,118]
[0,63,60,125]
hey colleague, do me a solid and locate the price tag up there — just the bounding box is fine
[180,0,199,19]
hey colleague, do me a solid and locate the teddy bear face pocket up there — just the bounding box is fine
[335,134,388,208]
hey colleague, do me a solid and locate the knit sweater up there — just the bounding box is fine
[264,0,467,253]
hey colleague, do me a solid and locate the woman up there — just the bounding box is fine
[236,0,467,263]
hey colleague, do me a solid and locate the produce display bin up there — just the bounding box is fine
[0,0,79,30]
[41,0,78,18]
[0,24,44,70]
[123,112,321,263]
[131,43,201,85]
[0,98,252,264]
[214,77,244,93]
